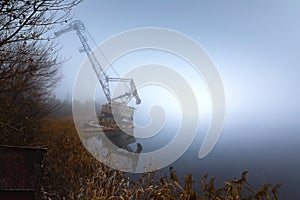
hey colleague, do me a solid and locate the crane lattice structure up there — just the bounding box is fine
[55,20,143,162]
[54,20,141,106]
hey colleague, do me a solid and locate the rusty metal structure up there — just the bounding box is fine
[0,146,47,200]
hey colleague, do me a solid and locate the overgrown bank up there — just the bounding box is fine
[29,118,280,200]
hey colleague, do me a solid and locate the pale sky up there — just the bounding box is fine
[54,0,300,126]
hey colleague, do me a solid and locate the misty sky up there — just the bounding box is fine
[52,2,300,197]
[54,0,300,126]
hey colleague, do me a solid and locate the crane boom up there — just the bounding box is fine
[54,20,141,105]
[55,20,111,101]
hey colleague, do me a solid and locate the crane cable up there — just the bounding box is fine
[85,29,131,91]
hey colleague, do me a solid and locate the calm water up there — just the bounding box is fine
[128,115,300,199]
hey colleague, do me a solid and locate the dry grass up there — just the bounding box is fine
[32,118,281,200]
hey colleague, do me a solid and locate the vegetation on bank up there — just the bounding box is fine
[30,118,280,200]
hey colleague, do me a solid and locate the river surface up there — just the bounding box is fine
[127,115,300,199]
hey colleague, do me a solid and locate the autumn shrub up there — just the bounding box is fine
[31,118,111,199]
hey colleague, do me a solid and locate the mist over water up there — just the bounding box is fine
[129,113,300,199]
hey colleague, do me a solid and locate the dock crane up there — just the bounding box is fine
[54,20,142,152]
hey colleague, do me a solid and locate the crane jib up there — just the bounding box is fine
[54,20,141,105]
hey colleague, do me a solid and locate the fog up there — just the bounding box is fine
[54,1,300,198]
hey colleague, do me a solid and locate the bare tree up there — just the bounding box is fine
[0,0,81,47]
[0,40,60,144]
[0,0,81,145]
